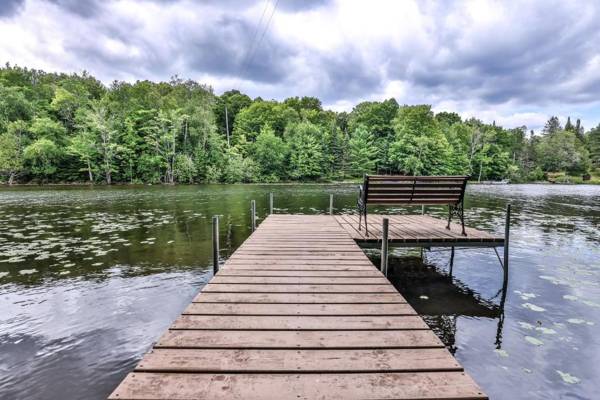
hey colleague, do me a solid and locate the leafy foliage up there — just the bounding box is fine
[0,65,596,184]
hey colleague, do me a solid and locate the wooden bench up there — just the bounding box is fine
[358,175,469,236]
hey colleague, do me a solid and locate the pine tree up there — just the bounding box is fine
[564,117,574,132]
[348,126,379,177]
[543,116,562,135]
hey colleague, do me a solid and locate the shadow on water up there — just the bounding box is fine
[367,251,507,354]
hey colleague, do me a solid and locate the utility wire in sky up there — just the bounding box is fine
[240,0,271,73]
[241,0,280,78]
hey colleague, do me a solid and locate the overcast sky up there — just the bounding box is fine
[1,0,599,131]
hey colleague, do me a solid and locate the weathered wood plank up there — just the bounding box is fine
[109,372,487,400]
[201,283,398,293]
[136,348,461,373]
[216,269,384,277]
[211,276,389,284]
[156,329,444,349]
[171,315,428,330]
[193,292,407,304]
[183,303,417,316]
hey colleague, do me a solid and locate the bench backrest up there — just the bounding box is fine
[363,175,469,206]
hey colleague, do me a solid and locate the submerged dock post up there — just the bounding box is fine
[381,218,389,277]
[212,215,219,274]
[251,200,256,232]
[503,204,511,284]
[269,193,274,214]
[329,194,334,215]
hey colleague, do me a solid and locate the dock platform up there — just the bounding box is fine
[336,214,504,246]
[109,214,488,399]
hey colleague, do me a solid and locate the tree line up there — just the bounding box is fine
[0,64,599,185]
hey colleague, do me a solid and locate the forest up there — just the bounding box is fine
[1,64,599,185]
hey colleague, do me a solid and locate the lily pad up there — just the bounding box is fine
[494,349,509,357]
[556,370,580,384]
[19,268,37,275]
[524,336,544,346]
[522,303,546,312]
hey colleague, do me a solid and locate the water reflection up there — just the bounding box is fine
[377,253,506,353]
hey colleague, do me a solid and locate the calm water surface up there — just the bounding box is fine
[0,184,598,399]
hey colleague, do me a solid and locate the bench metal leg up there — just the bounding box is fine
[358,209,362,231]
[364,210,369,236]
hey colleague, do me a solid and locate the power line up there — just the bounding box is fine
[241,0,271,72]
[241,0,280,77]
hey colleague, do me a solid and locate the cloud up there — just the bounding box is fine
[0,0,24,18]
[0,0,599,131]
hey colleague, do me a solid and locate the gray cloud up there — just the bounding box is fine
[46,0,104,18]
[0,0,24,18]
[179,15,295,83]
[1,0,599,128]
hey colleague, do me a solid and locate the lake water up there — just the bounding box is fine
[0,184,598,399]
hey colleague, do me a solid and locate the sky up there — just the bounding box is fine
[1,0,599,132]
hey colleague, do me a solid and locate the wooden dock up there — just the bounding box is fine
[109,214,487,399]
[335,214,504,246]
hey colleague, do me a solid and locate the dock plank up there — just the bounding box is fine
[183,303,417,316]
[110,372,486,400]
[156,329,445,349]
[136,348,462,373]
[171,315,429,330]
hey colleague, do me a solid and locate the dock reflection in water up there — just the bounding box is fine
[377,252,506,354]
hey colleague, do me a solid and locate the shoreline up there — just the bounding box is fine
[1,180,599,187]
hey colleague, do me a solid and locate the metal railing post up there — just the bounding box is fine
[381,218,389,277]
[212,215,219,274]
[251,200,256,232]
[269,193,274,214]
[503,204,511,284]
[329,194,334,215]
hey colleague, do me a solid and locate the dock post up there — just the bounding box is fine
[251,200,256,232]
[449,246,455,277]
[212,215,219,274]
[503,204,510,285]
[269,193,274,214]
[381,218,389,277]
[329,194,334,215]
[421,205,425,215]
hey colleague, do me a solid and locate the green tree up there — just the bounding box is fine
[79,102,118,184]
[29,117,67,143]
[51,87,85,131]
[586,124,600,170]
[23,138,61,180]
[233,100,299,142]
[543,116,562,135]
[285,122,325,180]
[68,128,97,182]
[0,133,23,184]
[536,129,590,174]
[0,86,33,130]
[388,105,452,175]
[251,126,288,181]
[174,154,197,183]
[213,90,252,144]
[348,125,379,176]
